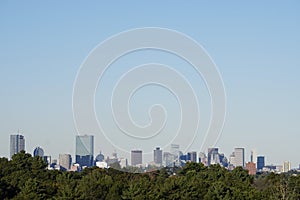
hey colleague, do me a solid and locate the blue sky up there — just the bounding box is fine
[0,1,299,167]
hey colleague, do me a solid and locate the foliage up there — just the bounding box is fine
[0,152,300,199]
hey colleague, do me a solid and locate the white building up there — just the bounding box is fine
[233,148,245,167]
[96,161,108,169]
[119,158,128,168]
[283,161,291,172]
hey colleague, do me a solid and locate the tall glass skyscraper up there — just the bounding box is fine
[75,135,94,167]
[257,156,265,171]
[10,134,25,158]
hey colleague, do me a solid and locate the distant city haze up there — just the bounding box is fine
[0,2,299,168]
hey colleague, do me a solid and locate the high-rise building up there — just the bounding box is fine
[229,152,235,166]
[283,161,291,173]
[233,148,245,167]
[59,154,72,171]
[33,147,44,157]
[131,150,142,166]
[10,134,25,158]
[208,148,220,165]
[187,151,197,162]
[170,144,180,160]
[154,147,163,166]
[75,135,94,167]
[246,162,256,175]
[257,156,265,171]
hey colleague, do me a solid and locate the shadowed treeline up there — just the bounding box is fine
[0,151,300,199]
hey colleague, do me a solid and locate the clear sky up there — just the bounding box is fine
[0,1,299,167]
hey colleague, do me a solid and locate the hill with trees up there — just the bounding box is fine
[0,151,299,199]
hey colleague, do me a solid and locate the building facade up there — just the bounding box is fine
[33,146,44,157]
[131,150,142,166]
[10,134,25,158]
[233,148,245,167]
[153,147,163,166]
[283,161,291,172]
[75,135,94,167]
[257,156,265,171]
[59,154,72,171]
[246,162,256,175]
[187,151,197,162]
[208,148,220,166]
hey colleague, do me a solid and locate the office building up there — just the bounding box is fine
[75,135,94,167]
[257,156,265,171]
[232,148,244,167]
[33,147,44,157]
[154,147,163,166]
[10,134,25,158]
[59,154,72,171]
[131,150,142,166]
[208,148,220,165]
[283,161,291,173]
[187,151,197,162]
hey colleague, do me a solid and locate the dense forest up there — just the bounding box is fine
[0,151,299,199]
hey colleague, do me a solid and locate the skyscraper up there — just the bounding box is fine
[153,147,162,166]
[10,134,25,158]
[59,154,72,171]
[33,146,44,157]
[131,150,142,166]
[187,151,197,162]
[233,148,245,167]
[75,135,94,167]
[283,161,291,172]
[208,148,220,165]
[257,156,265,171]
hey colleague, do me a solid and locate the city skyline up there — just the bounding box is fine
[7,132,297,171]
[1,2,299,168]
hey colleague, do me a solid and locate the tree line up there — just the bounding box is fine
[0,151,299,199]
